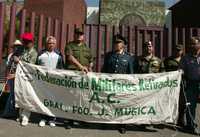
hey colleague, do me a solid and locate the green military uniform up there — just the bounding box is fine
[164,57,180,72]
[164,44,185,127]
[65,42,93,70]
[138,55,163,73]
[21,47,38,64]
[167,54,186,127]
[164,44,183,72]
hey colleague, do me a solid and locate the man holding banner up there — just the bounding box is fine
[138,41,164,73]
[164,44,185,128]
[14,60,182,133]
[64,28,93,128]
[180,37,200,134]
[102,35,135,134]
[36,36,63,127]
[19,32,38,126]
[65,28,93,73]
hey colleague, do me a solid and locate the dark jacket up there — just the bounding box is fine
[102,51,136,74]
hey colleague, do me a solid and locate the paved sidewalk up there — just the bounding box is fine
[0,116,198,137]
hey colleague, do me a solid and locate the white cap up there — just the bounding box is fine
[13,40,22,46]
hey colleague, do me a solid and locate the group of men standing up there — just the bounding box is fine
[103,34,200,135]
[3,27,200,135]
[3,28,94,128]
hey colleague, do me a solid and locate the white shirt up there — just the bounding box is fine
[38,51,59,70]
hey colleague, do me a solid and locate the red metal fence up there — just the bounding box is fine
[172,27,200,53]
[0,2,170,72]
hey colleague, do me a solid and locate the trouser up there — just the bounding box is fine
[19,108,31,121]
[3,79,17,117]
[40,114,56,122]
[185,82,200,128]
[177,86,186,126]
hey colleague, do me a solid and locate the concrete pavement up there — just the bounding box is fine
[0,116,198,137]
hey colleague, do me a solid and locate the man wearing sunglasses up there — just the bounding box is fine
[18,33,38,126]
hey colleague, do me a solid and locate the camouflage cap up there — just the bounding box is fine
[143,41,152,47]
[74,28,84,34]
[175,44,183,50]
[190,37,200,45]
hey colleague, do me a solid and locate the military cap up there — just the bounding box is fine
[143,41,152,47]
[189,37,200,45]
[175,44,183,50]
[113,34,127,45]
[74,28,84,34]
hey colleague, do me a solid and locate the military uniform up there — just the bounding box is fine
[138,55,163,73]
[65,42,93,70]
[164,57,180,72]
[102,51,135,74]
[180,53,200,129]
[164,44,183,72]
[21,47,38,64]
[165,54,184,127]
[164,44,185,127]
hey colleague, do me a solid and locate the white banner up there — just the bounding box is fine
[15,61,182,124]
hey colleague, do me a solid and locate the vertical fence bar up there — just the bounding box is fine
[66,24,69,43]
[88,24,92,48]
[46,17,51,37]
[189,28,193,38]
[105,25,110,53]
[38,14,44,51]
[112,25,118,50]
[54,19,60,47]
[20,9,26,36]
[8,3,16,50]
[30,12,35,35]
[120,25,125,37]
[144,29,148,42]
[163,27,169,57]
[160,30,164,59]
[197,28,200,37]
[96,25,102,72]
[0,3,4,63]
[53,19,59,39]
[60,21,66,56]
[68,24,74,42]
[135,26,140,56]
[127,26,133,53]
[175,27,178,45]
[152,30,156,47]
[182,28,186,54]
[113,25,118,36]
